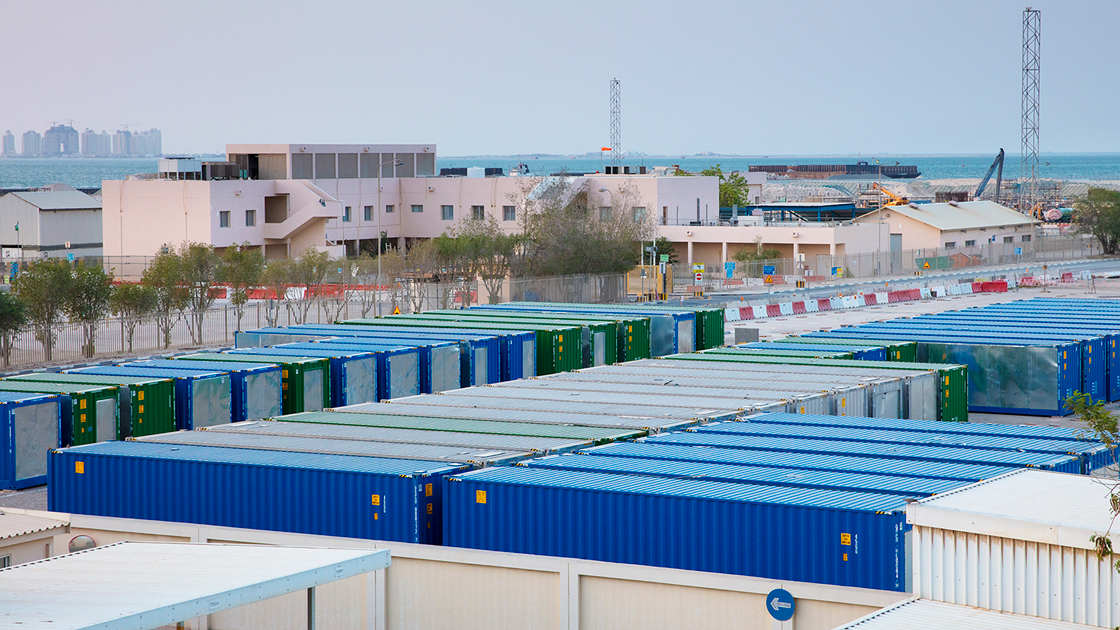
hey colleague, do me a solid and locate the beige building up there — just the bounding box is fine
[854,200,1038,252]
[102,143,719,259]
[660,221,888,271]
[0,190,104,260]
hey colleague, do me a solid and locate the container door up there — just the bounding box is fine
[13,400,58,481]
[473,346,490,386]
[677,319,695,354]
[345,358,378,405]
[522,338,537,377]
[871,384,902,419]
[118,386,132,439]
[431,345,461,392]
[389,353,420,398]
[193,376,233,428]
[593,331,607,366]
[304,369,326,412]
[95,397,117,442]
[245,371,283,420]
[649,318,673,357]
[581,327,592,367]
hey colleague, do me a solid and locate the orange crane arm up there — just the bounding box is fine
[871,182,908,206]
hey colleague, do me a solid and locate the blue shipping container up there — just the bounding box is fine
[226,346,377,407]
[444,466,909,591]
[127,359,282,422]
[276,342,421,402]
[0,391,62,489]
[739,342,888,362]
[48,441,467,544]
[310,339,462,393]
[68,366,232,430]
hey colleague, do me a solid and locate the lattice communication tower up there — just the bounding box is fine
[1021,8,1041,212]
[610,79,621,168]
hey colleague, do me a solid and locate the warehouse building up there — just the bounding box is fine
[0,190,103,259]
[854,200,1038,252]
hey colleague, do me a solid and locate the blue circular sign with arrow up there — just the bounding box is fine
[766,588,795,621]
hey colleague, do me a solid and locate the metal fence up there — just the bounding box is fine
[0,273,628,369]
[678,234,1103,288]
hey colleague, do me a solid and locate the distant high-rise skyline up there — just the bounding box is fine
[0,124,162,157]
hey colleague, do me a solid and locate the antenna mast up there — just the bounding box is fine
[609,78,621,168]
[1021,7,1041,212]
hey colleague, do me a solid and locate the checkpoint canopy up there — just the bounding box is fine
[0,541,390,629]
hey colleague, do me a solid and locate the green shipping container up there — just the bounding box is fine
[0,381,119,446]
[702,347,855,360]
[772,336,919,362]
[669,351,968,423]
[7,372,177,437]
[277,410,644,445]
[509,302,724,352]
[422,310,619,367]
[177,352,331,415]
[342,316,582,375]
[467,308,653,362]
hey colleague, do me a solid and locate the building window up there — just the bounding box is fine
[944,241,956,249]
[364,206,372,221]
[385,205,394,214]
[632,206,646,222]
[599,207,612,222]
[1022,234,1031,242]
[412,204,423,213]
[441,205,454,221]
[0,555,9,569]
[1004,236,1014,243]
[471,206,485,221]
[503,205,516,221]
[219,211,230,228]
[964,239,976,247]
[343,206,351,222]
[245,209,256,227]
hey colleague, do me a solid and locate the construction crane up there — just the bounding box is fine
[974,148,1005,201]
[871,182,909,207]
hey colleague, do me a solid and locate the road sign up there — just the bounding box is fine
[1015,247,1023,256]
[724,261,735,279]
[694,272,703,284]
[764,275,773,284]
[763,265,776,275]
[831,267,843,277]
[67,253,74,261]
[766,588,795,621]
[692,263,704,273]
[659,262,667,275]
[923,261,930,269]
[660,254,669,263]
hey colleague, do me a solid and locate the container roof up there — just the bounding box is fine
[0,510,67,540]
[907,469,1116,551]
[832,598,1100,630]
[857,200,1037,231]
[9,190,101,210]
[0,541,389,629]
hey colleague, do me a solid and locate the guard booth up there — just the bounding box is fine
[627,264,672,300]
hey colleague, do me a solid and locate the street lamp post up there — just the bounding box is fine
[376,158,404,316]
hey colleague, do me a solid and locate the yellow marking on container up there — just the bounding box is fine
[80,399,87,409]
[476,490,487,504]
[282,369,288,378]
[843,553,849,561]
[426,503,433,514]
[282,383,288,391]
[425,483,433,496]
[138,405,144,414]
[374,513,378,520]
[841,533,852,545]
[75,461,84,474]
[841,398,846,408]
[138,391,144,401]
[371,494,380,506]
[80,414,86,423]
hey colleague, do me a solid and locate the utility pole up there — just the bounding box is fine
[1021,7,1041,214]
[609,79,621,169]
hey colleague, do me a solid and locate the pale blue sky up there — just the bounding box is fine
[3,0,1117,155]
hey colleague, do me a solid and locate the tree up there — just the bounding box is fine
[288,247,330,324]
[110,282,157,353]
[12,258,73,361]
[142,246,187,349]
[260,258,293,327]
[66,264,113,358]
[447,215,520,304]
[1074,188,1120,255]
[1065,392,1120,569]
[220,243,266,332]
[0,291,27,366]
[349,254,381,317]
[653,236,679,265]
[700,164,753,209]
[178,242,221,344]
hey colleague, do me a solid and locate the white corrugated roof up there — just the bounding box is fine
[859,200,1036,231]
[0,541,390,629]
[907,469,1116,549]
[9,191,101,210]
[0,510,67,540]
[832,599,1102,629]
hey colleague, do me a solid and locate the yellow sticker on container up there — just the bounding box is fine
[80,399,87,409]
[371,494,380,506]
[75,461,84,474]
[282,383,288,391]
[80,414,86,423]
[558,335,563,342]
[138,391,144,401]
[843,553,849,561]
[841,399,846,408]
[426,503,433,514]
[282,370,288,378]
[476,490,487,504]
[425,483,433,497]
[374,513,378,520]
[841,533,851,545]
[138,405,144,414]
[628,325,633,332]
